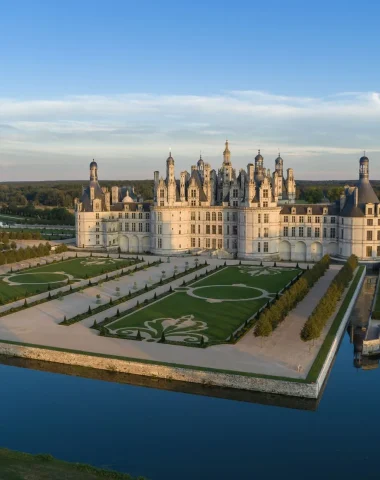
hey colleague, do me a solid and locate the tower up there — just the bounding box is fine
[359,154,369,179]
[166,152,176,205]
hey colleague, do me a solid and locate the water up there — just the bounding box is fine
[0,281,378,480]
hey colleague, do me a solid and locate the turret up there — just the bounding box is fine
[154,170,159,202]
[111,186,119,205]
[90,160,98,181]
[254,150,264,182]
[359,154,369,180]
[286,167,296,202]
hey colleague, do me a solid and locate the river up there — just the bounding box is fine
[0,277,378,480]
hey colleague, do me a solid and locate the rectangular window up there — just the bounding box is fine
[191,224,195,234]
[138,212,143,219]
[264,214,269,223]
[264,228,269,237]
[377,246,380,257]
[160,201,164,206]
[341,229,344,239]
[227,212,230,221]
[132,223,136,232]
[263,201,268,208]
[139,223,143,232]
[145,223,150,232]
[212,239,217,249]
[206,238,210,248]
[160,189,165,198]
[232,213,237,222]
[233,188,239,198]
[227,225,230,235]
[158,238,162,248]
[368,208,373,215]
[283,226,288,236]
[307,216,312,223]
[198,225,201,234]
[315,216,320,223]
[307,227,312,237]
[291,216,296,223]
[191,211,196,221]
[158,224,162,234]
[367,231,373,241]
[315,227,320,237]
[331,217,336,223]
[146,213,150,219]
[206,225,210,234]
[118,213,122,219]
[233,200,238,207]
[367,219,374,226]
[198,238,200,248]
[96,213,99,219]
[264,242,269,253]
[263,189,269,198]
[232,225,238,235]
[284,216,289,223]
[218,225,222,235]
[367,246,372,257]
[131,213,136,219]
[126,223,129,231]
[330,228,336,238]
[212,225,216,235]
[291,227,296,237]
[125,213,129,219]
[258,242,261,253]
[299,227,304,237]
[323,228,327,238]
[191,189,197,198]
[218,239,222,249]
[226,239,230,249]
[299,216,304,223]
[377,231,380,241]
[323,216,327,223]
[258,214,261,223]
[191,238,196,247]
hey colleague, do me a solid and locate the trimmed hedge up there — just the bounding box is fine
[300,254,358,342]
[254,255,331,336]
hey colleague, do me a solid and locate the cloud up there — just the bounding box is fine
[0,90,380,180]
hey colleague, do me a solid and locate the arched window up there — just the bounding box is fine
[206,212,210,221]
[218,212,222,222]
[212,212,216,222]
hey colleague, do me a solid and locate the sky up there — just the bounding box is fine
[1,0,380,181]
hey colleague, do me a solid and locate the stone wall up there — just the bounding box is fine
[0,342,318,398]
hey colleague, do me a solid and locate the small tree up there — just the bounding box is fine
[63,315,67,324]
[48,292,51,299]
[145,284,148,291]
[136,300,140,308]
[274,261,277,267]
[24,299,27,308]
[154,292,157,300]
[169,286,173,293]
[109,297,113,305]
[160,331,166,343]
[200,335,204,346]
[136,329,142,340]
[116,308,120,317]
[88,305,92,314]
[92,319,97,328]
[47,284,51,291]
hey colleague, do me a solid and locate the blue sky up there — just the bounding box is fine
[1,0,380,180]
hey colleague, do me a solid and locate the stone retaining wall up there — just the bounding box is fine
[0,342,318,398]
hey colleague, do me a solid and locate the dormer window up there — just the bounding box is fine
[323,208,327,215]
[307,208,312,214]
[291,207,296,214]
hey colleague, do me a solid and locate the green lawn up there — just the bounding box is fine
[0,448,145,480]
[0,256,137,303]
[106,265,300,344]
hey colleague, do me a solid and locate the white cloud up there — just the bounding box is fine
[0,90,380,180]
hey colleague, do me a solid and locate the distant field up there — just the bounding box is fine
[0,256,137,303]
[106,265,300,345]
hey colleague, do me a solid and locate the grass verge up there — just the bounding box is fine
[0,448,146,479]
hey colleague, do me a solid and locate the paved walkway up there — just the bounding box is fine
[0,256,344,380]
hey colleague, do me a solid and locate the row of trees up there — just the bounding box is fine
[254,255,331,338]
[1,205,75,225]
[0,243,52,265]
[0,231,43,242]
[300,255,358,342]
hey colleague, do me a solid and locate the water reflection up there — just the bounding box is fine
[0,355,319,411]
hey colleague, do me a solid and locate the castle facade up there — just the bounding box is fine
[75,142,380,262]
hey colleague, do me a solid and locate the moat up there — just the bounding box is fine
[0,276,378,480]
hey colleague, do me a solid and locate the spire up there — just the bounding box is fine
[223,140,231,165]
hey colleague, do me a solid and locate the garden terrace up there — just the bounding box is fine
[0,256,139,304]
[103,264,300,345]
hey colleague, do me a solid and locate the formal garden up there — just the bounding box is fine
[102,265,300,345]
[0,256,138,304]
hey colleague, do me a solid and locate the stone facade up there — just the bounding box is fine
[75,146,380,261]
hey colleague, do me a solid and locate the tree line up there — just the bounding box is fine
[300,255,358,342]
[254,256,331,338]
[1,205,75,225]
[0,242,67,266]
